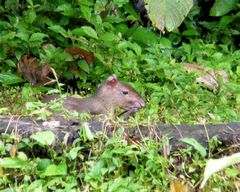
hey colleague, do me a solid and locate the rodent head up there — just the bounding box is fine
[94,74,145,112]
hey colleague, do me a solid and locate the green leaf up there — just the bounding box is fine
[27,9,36,23]
[129,43,142,56]
[48,25,67,37]
[159,37,172,49]
[81,5,92,22]
[124,2,141,20]
[0,107,9,114]
[100,32,120,42]
[17,152,28,161]
[182,29,200,36]
[72,28,84,36]
[180,137,207,157]
[29,32,47,42]
[117,41,142,56]
[225,167,239,178]
[56,3,77,17]
[200,153,240,189]
[0,140,5,154]
[5,59,16,67]
[145,0,193,32]
[69,148,78,160]
[0,47,9,60]
[79,0,94,6]
[69,147,82,160]
[37,159,52,171]
[81,123,94,141]
[125,26,160,45]
[109,179,125,191]
[88,160,104,176]
[0,32,16,42]
[81,26,98,39]
[210,0,237,16]
[104,16,124,23]
[40,162,67,177]
[78,71,87,81]
[16,31,29,41]
[30,131,55,146]
[219,15,234,29]
[26,0,33,6]
[0,6,4,13]
[0,158,30,168]
[77,60,90,73]
[113,0,129,7]
[0,72,23,85]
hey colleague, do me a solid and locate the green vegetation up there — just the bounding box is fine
[0,0,239,123]
[0,129,239,191]
[0,0,239,191]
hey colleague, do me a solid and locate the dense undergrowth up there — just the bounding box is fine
[0,0,239,191]
[0,0,239,124]
[0,130,239,191]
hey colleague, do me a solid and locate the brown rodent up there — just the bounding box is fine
[42,74,145,118]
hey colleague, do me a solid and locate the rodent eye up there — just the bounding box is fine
[122,91,129,95]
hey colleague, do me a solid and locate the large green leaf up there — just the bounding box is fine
[145,0,193,33]
[180,137,207,157]
[81,26,98,39]
[40,162,67,177]
[29,32,47,42]
[56,3,77,17]
[0,72,23,85]
[0,158,30,168]
[81,123,94,141]
[48,25,67,37]
[77,60,90,73]
[210,0,237,16]
[124,26,160,45]
[30,131,55,146]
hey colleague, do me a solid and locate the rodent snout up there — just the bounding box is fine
[139,99,145,107]
[127,99,145,109]
[134,99,145,108]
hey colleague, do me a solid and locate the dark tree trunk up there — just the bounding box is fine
[0,116,239,150]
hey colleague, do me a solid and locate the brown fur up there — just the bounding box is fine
[42,75,145,117]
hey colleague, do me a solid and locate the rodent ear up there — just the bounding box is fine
[106,74,118,88]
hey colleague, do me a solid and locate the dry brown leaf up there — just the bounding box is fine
[196,70,228,91]
[18,55,54,85]
[9,144,18,158]
[7,47,15,58]
[68,65,80,77]
[170,180,193,192]
[184,63,204,73]
[124,134,141,145]
[65,47,94,64]
[184,63,229,90]
[0,168,4,177]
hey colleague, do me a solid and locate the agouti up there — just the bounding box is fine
[42,74,145,118]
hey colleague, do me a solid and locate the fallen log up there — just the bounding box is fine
[0,116,239,149]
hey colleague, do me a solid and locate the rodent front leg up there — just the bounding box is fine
[120,108,139,119]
